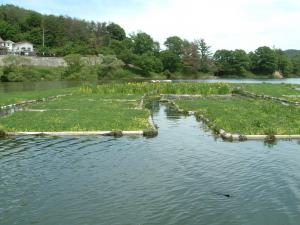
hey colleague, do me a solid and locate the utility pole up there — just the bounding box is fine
[42,18,45,56]
[42,26,45,48]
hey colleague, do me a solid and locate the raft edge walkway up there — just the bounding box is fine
[6,131,144,136]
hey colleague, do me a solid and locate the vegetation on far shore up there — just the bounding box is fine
[1,4,300,83]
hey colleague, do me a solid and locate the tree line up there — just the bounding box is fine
[0,4,300,78]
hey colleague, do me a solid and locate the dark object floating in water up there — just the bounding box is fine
[212,191,232,198]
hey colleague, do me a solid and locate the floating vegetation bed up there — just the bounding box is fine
[1,83,300,141]
[0,93,154,134]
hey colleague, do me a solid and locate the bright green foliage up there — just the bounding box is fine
[132,32,158,55]
[239,83,300,100]
[0,87,76,106]
[176,97,300,135]
[134,52,163,75]
[84,82,232,95]
[0,4,299,78]
[0,94,150,132]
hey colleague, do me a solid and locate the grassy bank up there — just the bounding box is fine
[176,96,300,135]
[0,93,150,132]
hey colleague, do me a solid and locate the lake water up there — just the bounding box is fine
[1,104,300,225]
[173,78,300,84]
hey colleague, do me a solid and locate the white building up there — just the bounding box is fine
[0,36,34,55]
[4,40,14,52]
[13,42,34,55]
[0,36,5,48]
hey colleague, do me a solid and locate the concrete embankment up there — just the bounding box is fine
[0,55,104,67]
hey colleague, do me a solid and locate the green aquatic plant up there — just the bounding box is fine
[176,97,300,135]
[0,94,151,132]
[82,82,233,95]
[0,129,6,138]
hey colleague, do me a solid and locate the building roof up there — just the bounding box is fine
[15,41,33,45]
[0,36,4,42]
[5,40,14,43]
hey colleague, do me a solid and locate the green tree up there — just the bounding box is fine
[24,12,42,28]
[106,23,126,41]
[0,20,19,40]
[132,32,158,55]
[250,46,277,74]
[195,39,211,72]
[63,54,84,77]
[214,49,234,76]
[160,50,182,72]
[275,49,292,75]
[181,40,200,74]
[164,36,184,56]
[291,56,300,75]
[232,49,250,74]
[134,52,163,75]
[214,49,250,76]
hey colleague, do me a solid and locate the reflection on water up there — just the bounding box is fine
[1,104,300,225]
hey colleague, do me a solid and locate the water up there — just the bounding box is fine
[173,78,300,84]
[1,104,300,225]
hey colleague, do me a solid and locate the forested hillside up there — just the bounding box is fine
[0,4,300,79]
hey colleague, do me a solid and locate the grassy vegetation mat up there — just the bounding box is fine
[0,87,76,107]
[81,82,232,95]
[2,82,300,135]
[176,96,300,135]
[238,84,300,101]
[0,93,151,132]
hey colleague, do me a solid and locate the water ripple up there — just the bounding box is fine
[1,105,300,225]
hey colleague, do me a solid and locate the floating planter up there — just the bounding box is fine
[161,94,300,142]
[0,94,73,117]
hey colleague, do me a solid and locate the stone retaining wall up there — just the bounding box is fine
[0,55,104,67]
[0,55,66,67]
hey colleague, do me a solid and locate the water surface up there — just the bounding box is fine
[173,78,300,84]
[1,104,300,225]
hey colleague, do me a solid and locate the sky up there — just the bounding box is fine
[1,0,300,51]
